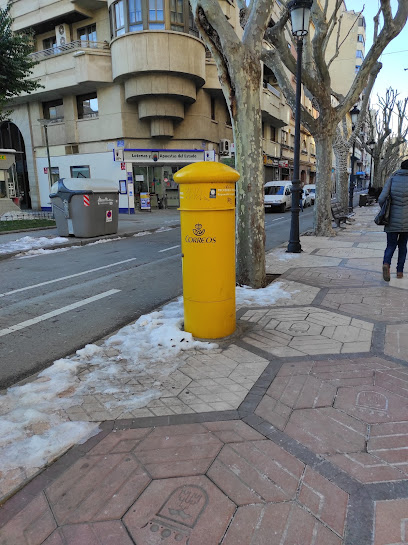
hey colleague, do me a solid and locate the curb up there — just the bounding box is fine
[0,223,181,262]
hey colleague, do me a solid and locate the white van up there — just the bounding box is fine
[264,181,292,212]
[303,184,316,204]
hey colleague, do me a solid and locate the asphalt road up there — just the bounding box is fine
[0,205,315,388]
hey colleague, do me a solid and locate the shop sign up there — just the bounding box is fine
[124,150,205,163]
[279,160,289,167]
[264,155,279,166]
[140,192,151,210]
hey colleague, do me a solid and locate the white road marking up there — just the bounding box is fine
[0,259,136,298]
[158,245,180,253]
[272,217,285,221]
[0,289,121,337]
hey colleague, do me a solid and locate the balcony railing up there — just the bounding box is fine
[29,40,110,62]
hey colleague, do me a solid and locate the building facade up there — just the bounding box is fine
[1,0,319,212]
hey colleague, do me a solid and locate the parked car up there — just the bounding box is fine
[303,184,316,204]
[264,181,292,212]
[301,188,312,208]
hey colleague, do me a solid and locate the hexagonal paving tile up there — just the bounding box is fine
[123,476,235,545]
[43,521,134,545]
[134,423,223,478]
[222,502,343,545]
[321,286,408,322]
[373,499,408,545]
[241,307,373,357]
[285,407,367,454]
[385,323,408,361]
[45,452,151,525]
[334,385,408,424]
[207,440,304,504]
[282,266,382,288]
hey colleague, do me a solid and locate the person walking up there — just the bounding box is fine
[379,159,408,281]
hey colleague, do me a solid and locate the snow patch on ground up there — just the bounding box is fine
[0,236,69,255]
[0,281,293,477]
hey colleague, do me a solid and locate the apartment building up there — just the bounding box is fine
[1,0,318,211]
[325,0,366,97]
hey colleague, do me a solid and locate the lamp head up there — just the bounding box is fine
[287,0,313,37]
[350,105,360,127]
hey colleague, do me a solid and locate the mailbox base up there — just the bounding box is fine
[184,298,236,339]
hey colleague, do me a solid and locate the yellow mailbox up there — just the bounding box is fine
[174,161,240,339]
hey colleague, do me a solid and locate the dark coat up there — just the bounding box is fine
[378,169,408,232]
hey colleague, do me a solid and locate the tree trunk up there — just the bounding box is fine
[333,142,350,212]
[232,65,266,288]
[373,154,382,188]
[314,132,336,236]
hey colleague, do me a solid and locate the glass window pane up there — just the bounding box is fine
[130,23,143,31]
[149,22,165,28]
[157,0,163,9]
[71,166,90,178]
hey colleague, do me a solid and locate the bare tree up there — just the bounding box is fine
[367,88,408,188]
[333,64,381,212]
[262,0,408,235]
[190,0,408,286]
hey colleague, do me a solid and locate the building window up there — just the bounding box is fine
[210,96,216,121]
[110,0,194,36]
[43,36,57,52]
[357,34,365,44]
[50,167,60,184]
[148,0,165,29]
[356,50,364,59]
[358,17,366,28]
[77,93,98,119]
[112,0,126,36]
[43,99,64,121]
[71,166,90,178]
[129,0,143,31]
[270,126,276,142]
[78,24,97,44]
[290,134,295,148]
[262,122,265,138]
[281,130,287,144]
[170,0,184,30]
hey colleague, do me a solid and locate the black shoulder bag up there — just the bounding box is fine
[374,181,392,226]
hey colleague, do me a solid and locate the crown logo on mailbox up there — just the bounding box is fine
[192,224,205,236]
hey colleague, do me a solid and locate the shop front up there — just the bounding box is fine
[263,154,280,181]
[122,149,205,210]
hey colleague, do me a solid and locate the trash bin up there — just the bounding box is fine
[50,178,119,237]
[359,194,368,207]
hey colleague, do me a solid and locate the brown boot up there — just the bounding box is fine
[383,263,390,281]
[397,271,404,279]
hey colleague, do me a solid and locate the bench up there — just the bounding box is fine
[359,194,376,207]
[331,201,355,228]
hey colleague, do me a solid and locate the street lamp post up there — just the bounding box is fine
[287,0,313,254]
[348,105,360,212]
[368,139,375,190]
[38,119,53,190]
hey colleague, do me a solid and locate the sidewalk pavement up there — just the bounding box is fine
[0,209,181,257]
[1,204,408,545]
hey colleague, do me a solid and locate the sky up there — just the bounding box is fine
[346,1,408,107]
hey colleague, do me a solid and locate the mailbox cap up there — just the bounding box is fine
[174,161,239,184]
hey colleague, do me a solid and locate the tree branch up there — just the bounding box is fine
[243,0,274,52]
[261,46,317,134]
[336,0,408,121]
